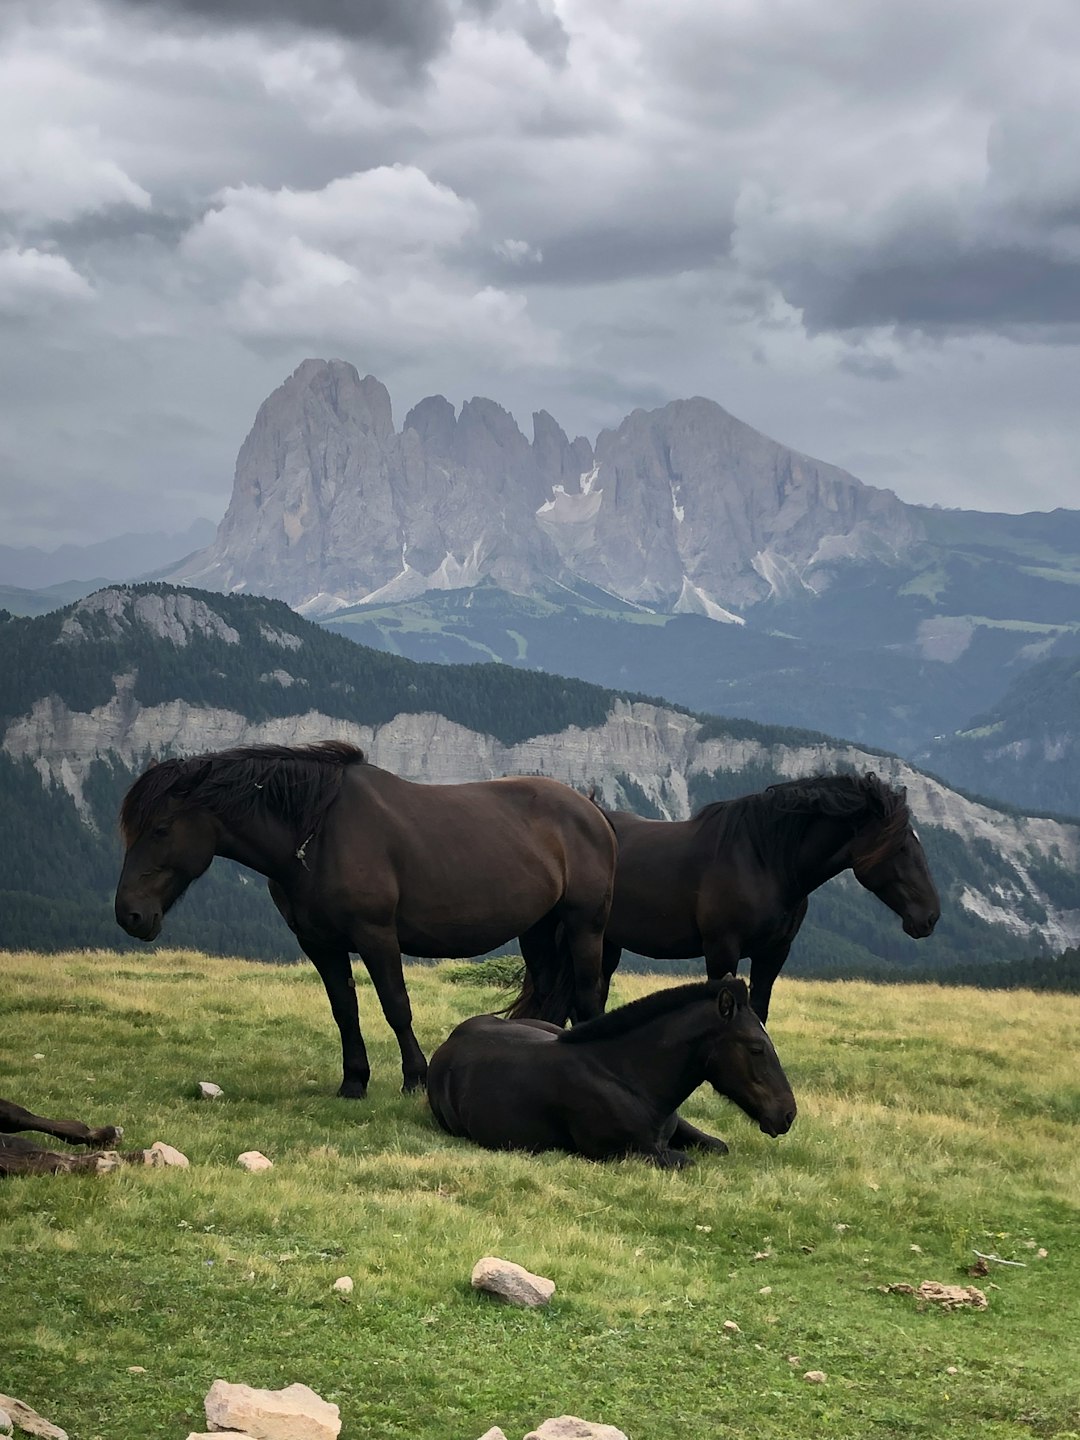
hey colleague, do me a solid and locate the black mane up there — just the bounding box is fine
[120,741,365,846]
[693,771,910,869]
[558,978,746,1044]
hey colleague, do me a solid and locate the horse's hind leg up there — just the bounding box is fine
[599,940,622,1010]
[0,1098,120,1148]
[559,906,606,1024]
[515,914,565,1023]
[354,930,427,1094]
[0,1136,127,1176]
[300,941,372,1099]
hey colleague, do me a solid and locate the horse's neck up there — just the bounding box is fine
[790,813,857,895]
[215,813,299,885]
[594,1004,716,1114]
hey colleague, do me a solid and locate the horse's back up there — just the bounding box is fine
[426,1015,567,1149]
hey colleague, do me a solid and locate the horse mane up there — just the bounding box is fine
[558,978,745,1045]
[120,740,366,846]
[693,771,910,871]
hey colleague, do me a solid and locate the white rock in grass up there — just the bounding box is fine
[525,1419,629,1440]
[204,1381,340,1440]
[332,1276,354,1294]
[0,1408,12,1437]
[198,1081,223,1100]
[470,1257,555,1308]
[803,1370,828,1384]
[476,1430,508,1440]
[187,1434,258,1439]
[143,1141,190,1168]
[0,1395,68,1440]
[236,1151,273,1172]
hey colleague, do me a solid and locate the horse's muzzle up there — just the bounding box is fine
[117,906,162,942]
[759,1103,797,1138]
[903,911,939,939]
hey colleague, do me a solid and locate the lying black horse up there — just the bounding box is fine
[0,1097,127,1177]
[510,771,940,1026]
[115,742,616,1097]
[428,975,796,1165]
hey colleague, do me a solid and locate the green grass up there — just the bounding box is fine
[1,951,1078,1440]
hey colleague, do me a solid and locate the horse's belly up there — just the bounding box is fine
[397,903,552,959]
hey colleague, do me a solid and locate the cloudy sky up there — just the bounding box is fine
[2,0,1079,547]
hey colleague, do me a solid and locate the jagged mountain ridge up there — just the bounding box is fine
[167,359,922,617]
[3,584,1079,970]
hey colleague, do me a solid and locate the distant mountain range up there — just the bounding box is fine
[3,584,1079,976]
[159,360,1080,789]
[0,519,216,600]
[9,362,1080,814]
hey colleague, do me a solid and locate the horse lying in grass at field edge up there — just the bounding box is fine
[427,975,796,1166]
[510,771,941,1026]
[114,742,616,1098]
[0,1097,134,1177]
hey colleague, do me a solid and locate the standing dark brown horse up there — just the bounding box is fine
[510,772,940,1025]
[114,742,615,1097]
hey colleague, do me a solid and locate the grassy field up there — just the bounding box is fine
[1,950,1078,1440]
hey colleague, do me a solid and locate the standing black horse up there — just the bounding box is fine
[510,772,940,1025]
[428,976,796,1165]
[115,742,616,1097]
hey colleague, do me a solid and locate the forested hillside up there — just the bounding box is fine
[2,585,1079,981]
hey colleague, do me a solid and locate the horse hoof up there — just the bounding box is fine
[337,1082,369,1100]
[401,1075,427,1095]
[89,1126,122,1146]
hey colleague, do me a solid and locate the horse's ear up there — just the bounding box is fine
[718,984,736,1021]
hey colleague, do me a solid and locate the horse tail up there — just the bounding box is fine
[503,920,576,1025]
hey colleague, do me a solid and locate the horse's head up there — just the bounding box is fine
[115,759,218,941]
[706,976,796,1138]
[851,782,940,938]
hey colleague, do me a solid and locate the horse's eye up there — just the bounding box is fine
[749,1043,765,1056]
[152,825,169,839]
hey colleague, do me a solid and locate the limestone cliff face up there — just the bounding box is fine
[7,684,1079,950]
[167,360,923,618]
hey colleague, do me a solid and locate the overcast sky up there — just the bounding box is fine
[2,0,1079,547]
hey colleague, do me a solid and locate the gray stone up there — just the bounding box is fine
[471,1257,555,1308]
[143,1141,190,1168]
[236,1151,273,1172]
[524,1419,628,1440]
[0,1395,68,1440]
[204,1380,340,1440]
[197,1082,223,1100]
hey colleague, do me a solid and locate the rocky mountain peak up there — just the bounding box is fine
[167,361,926,617]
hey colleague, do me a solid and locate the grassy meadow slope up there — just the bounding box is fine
[1,951,1077,1440]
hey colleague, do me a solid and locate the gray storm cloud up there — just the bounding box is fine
[1,0,1080,545]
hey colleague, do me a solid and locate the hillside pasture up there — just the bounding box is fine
[0,950,1077,1440]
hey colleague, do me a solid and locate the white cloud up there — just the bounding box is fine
[181,165,556,363]
[0,246,94,313]
[0,125,151,224]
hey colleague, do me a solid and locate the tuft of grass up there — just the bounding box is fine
[439,955,526,989]
[1,949,1078,1440]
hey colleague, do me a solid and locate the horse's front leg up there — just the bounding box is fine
[746,912,803,1022]
[663,1112,729,1156]
[352,928,427,1094]
[299,940,372,1099]
[703,936,742,984]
